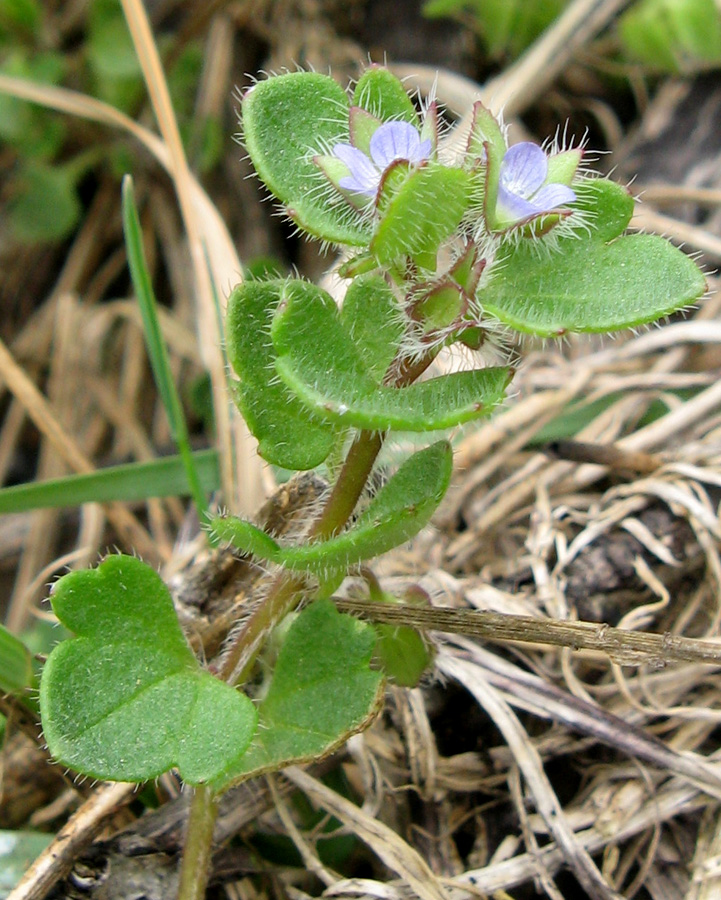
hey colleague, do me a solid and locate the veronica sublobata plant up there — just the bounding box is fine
[38,66,705,899]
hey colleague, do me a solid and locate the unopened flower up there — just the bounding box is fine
[494,142,577,229]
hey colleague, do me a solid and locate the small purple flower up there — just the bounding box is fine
[332,120,432,198]
[495,142,576,225]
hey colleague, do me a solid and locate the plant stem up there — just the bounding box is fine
[177,784,218,900]
[309,430,383,540]
[217,348,440,687]
[218,429,384,685]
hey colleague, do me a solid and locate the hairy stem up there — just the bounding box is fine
[177,785,218,900]
[218,347,439,687]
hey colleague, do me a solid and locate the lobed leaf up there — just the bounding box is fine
[479,179,706,335]
[213,600,383,791]
[40,556,257,785]
[242,73,370,245]
[212,442,454,574]
[272,280,510,431]
[226,280,336,469]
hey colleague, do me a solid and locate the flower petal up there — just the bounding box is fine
[529,183,577,212]
[496,184,542,223]
[333,143,380,195]
[499,142,547,199]
[370,120,429,169]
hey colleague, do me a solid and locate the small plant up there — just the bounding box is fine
[423,0,721,73]
[37,66,705,898]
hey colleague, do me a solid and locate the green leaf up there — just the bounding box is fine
[0,50,66,157]
[213,600,383,790]
[226,280,336,469]
[40,555,257,785]
[212,442,453,574]
[619,0,721,73]
[0,0,41,37]
[9,163,81,243]
[0,449,219,513]
[368,586,434,687]
[353,67,419,126]
[272,280,509,431]
[0,624,34,695]
[242,73,370,245]
[374,623,432,687]
[0,831,54,896]
[479,179,706,336]
[423,0,567,60]
[371,163,471,265]
[87,0,142,110]
[339,273,403,380]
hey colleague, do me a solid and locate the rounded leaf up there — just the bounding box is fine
[40,556,258,784]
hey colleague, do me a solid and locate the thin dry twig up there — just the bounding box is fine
[6,782,136,900]
[335,599,721,668]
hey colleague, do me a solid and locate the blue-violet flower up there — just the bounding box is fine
[495,142,577,226]
[332,120,432,198]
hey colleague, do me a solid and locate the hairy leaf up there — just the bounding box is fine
[371,164,471,265]
[242,73,370,245]
[213,600,383,790]
[272,280,509,430]
[226,280,336,469]
[339,273,404,380]
[40,556,257,784]
[212,442,453,574]
[479,179,706,335]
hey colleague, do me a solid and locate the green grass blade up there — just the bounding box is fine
[121,175,209,520]
[0,449,220,513]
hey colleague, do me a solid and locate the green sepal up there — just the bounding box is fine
[226,280,336,470]
[353,67,419,126]
[340,273,403,380]
[213,600,383,792]
[39,555,258,785]
[414,281,466,330]
[479,179,706,336]
[211,442,454,575]
[314,154,370,212]
[576,178,634,241]
[371,164,471,265]
[465,101,506,167]
[338,251,380,279]
[271,280,509,431]
[545,148,582,186]
[241,72,370,245]
[349,106,382,155]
